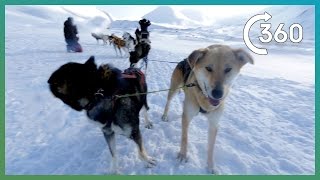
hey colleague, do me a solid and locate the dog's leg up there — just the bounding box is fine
[126,48,130,58]
[207,124,219,174]
[177,99,199,163]
[131,127,156,167]
[124,48,128,58]
[113,44,118,56]
[206,106,223,174]
[123,47,126,57]
[162,68,184,121]
[143,56,148,72]
[102,129,118,174]
[142,105,153,129]
[119,46,123,57]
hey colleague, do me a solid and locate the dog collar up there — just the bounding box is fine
[84,88,105,110]
[199,107,208,114]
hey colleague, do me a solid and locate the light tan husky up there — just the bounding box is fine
[162,45,254,174]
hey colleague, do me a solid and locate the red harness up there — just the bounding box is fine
[87,68,146,111]
[109,68,146,109]
[122,68,146,86]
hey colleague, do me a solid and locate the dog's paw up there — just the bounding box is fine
[145,122,153,129]
[177,152,188,163]
[109,168,121,175]
[161,114,169,122]
[112,170,121,175]
[207,167,219,175]
[144,157,157,168]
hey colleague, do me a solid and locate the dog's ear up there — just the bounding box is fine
[233,49,254,66]
[85,56,97,69]
[187,48,208,68]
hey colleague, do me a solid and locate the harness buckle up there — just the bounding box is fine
[186,83,196,88]
[95,88,104,97]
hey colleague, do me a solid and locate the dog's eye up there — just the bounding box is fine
[225,67,232,74]
[206,66,213,72]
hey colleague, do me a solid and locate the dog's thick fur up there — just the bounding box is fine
[109,34,126,57]
[48,56,155,173]
[129,43,151,69]
[92,33,106,44]
[102,35,113,45]
[162,45,254,174]
[122,32,137,52]
[129,19,151,70]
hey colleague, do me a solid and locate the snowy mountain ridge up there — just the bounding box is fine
[214,5,314,40]
[143,6,206,28]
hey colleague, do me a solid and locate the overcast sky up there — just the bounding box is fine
[72,5,270,22]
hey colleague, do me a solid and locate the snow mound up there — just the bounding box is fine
[214,5,314,40]
[61,6,112,21]
[5,6,69,24]
[262,6,314,39]
[109,20,172,31]
[180,9,205,22]
[143,6,182,25]
[5,6,113,34]
[85,16,112,33]
[142,6,204,28]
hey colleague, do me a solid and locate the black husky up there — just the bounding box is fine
[129,19,152,70]
[129,43,151,69]
[48,56,155,173]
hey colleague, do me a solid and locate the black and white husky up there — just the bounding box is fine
[48,56,156,173]
[129,19,151,70]
[122,32,137,54]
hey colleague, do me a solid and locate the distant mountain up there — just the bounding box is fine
[142,6,205,28]
[109,20,169,30]
[143,6,182,25]
[5,6,69,23]
[262,5,314,39]
[5,6,113,33]
[213,5,315,40]
[180,9,205,22]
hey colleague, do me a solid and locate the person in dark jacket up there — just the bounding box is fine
[64,17,82,52]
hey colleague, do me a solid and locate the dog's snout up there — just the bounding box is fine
[211,83,223,99]
[211,89,223,99]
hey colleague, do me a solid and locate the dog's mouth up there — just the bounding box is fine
[203,84,221,106]
[208,97,220,106]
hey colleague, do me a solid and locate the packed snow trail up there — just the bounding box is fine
[5,8,314,175]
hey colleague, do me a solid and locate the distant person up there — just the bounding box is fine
[63,17,83,52]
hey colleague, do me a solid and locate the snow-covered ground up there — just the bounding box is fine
[5,6,315,175]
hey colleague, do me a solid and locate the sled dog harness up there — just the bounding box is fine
[85,68,146,111]
[177,58,208,114]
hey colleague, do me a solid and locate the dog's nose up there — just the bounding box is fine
[211,88,223,99]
